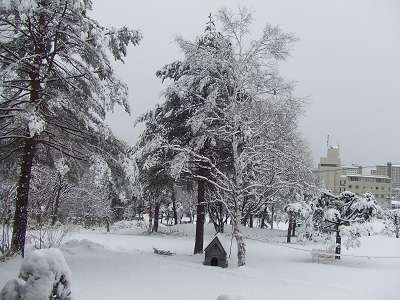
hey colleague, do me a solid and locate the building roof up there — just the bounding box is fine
[343,166,360,169]
[345,174,390,179]
[376,164,400,168]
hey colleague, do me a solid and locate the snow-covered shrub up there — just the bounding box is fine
[0,248,72,300]
[0,223,11,256]
[340,222,371,249]
[110,219,150,233]
[285,200,313,242]
[383,209,400,238]
[296,216,316,243]
[27,223,71,250]
[0,182,14,256]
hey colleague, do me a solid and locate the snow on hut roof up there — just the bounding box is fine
[204,233,232,255]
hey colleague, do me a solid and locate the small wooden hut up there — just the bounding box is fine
[203,235,228,268]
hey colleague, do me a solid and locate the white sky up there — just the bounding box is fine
[92,0,400,167]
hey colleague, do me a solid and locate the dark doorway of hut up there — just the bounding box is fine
[211,257,218,266]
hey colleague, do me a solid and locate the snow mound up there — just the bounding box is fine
[111,220,139,231]
[62,239,104,254]
[0,279,23,300]
[0,248,71,300]
[216,295,243,300]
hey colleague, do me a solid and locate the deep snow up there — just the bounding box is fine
[1,223,399,300]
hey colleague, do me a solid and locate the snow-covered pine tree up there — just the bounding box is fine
[147,16,234,253]
[133,107,176,233]
[0,0,141,256]
[153,8,312,266]
[314,191,381,259]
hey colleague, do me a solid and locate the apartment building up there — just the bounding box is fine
[372,163,400,188]
[339,174,391,208]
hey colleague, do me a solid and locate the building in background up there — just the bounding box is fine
[339,174,391,208]
[316,146,392,208]
[316,146,342,194]
[392,200,400,209]
[371,163,400,188]
[343,165,363,175]
[371,163,400,202]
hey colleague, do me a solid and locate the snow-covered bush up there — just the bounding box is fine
[0,248,72,300]
[0,223,11,256]
[383,209,400,238]
[27,223,71,250]
[0,182,14,256]
[285,200,312,243]
[340,222,372,249]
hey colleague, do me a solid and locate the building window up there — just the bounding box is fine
[355,185,359,189]
[348,185,352,189]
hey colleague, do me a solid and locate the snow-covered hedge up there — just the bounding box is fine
[0,248,72,300]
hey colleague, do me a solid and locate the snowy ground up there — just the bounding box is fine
[1,223,399,300]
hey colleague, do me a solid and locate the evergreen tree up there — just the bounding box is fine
[0,0,141,256]
[314,191,381,259]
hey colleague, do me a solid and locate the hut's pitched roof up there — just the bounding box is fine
[204,234,228,256]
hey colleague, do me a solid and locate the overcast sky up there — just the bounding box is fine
[92,0,400,167]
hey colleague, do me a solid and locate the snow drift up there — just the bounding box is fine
[0,248,72,300]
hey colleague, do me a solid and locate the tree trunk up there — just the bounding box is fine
[270,204,274,229]
[395,216,399,239]
[105,217,110,233]
[110,195,124,222]
[233,213,246,267]
[171,185,178,225]
[152,202,160,233]
[148,203,153,233]
[249,215,253,228]
[335,225,341,260]
[51,178,63,226]
[194,180,205,254]
[218,202,224,233]
[260,207,267,229]
[286,212,292,243]
[291,216,296,237]
[10,139,36,256]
